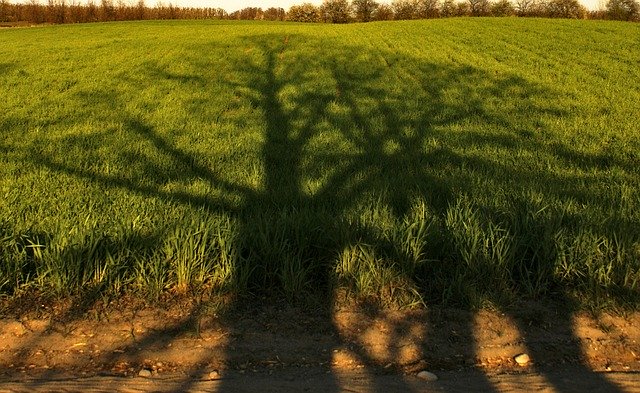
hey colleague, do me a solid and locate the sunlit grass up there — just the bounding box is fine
[1,19,639,308]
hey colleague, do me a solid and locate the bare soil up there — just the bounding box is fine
[1,299,639,392]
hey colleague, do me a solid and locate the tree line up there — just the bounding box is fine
[0,0,638,26]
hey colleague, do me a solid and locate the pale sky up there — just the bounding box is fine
[166,0,601,13]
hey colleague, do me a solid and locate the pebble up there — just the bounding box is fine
[138,369,152,378]
[514,353,531,366]
[208,370,221,380]
[417,370,438,381]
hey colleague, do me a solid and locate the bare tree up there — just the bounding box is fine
[392,0,417,19]
[232,7,263,20]
[514,0,537,15]
[320,0,352,22]
[287,3,321,22]
[374,3,395,19]
[352,0,379,21]
[416,0,440,18]
[606,0,639,19]
[0,0,11,22]
[491,0,516,15]
[467,0,491,15]
[99,0,115,21]
[455,1,471,15]
[543,0,586,18]
[264,7,286,20]
[440,0,457,16]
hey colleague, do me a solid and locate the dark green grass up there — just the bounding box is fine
[1,18,639,309]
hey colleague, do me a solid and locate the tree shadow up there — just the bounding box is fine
[3,31,635,393]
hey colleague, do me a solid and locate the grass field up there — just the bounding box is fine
[1,18,639,309]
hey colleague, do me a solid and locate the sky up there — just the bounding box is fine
[163,0,602,13]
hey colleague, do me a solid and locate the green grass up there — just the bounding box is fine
[1,18,639,309]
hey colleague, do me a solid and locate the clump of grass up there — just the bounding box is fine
[0,226,36,295]
[335,243,424,308]
[442,198,512,306]
[134,215,249,299]
[27,220,141,298]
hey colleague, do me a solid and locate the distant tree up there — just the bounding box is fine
[352,0,379,21]
[234,7,262,20]
[99,0,115,21]
[514,0,536,15]
[440,0,457,16]
[543,0,586,18]
[133,0,145,20]
[320,0,352,22]
[25,0,44,23]
[155,2,178,20]
[287,3,321,22]
[0,0,11,22]
[527,0,549,15]
[213,8,228,18]
[606,0,639,20]
[374,2,395,19]
[491,0,516,15]
[416,0,440,18]
[264,6,286,20]
[392,0,417,19]
[47,0,67,24]
[455,1,471,15]
[116,0,131,21]
[66,0,86,22]
[166,3,177,18]
[0,0,241,24]
[468,0,491,15]
[587,9,608,19]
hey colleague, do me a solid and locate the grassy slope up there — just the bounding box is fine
[0,19,639,308]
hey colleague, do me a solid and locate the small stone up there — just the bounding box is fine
[417,370,438,381]
[514,353,531,366]
[138,369,152,378]
[208,370,221,380]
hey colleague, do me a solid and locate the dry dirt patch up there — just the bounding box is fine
[1,301,639,391]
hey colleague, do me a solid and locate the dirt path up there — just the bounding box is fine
[0,369,509,393]
[2,368,639,392]
[1,301,639,392]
